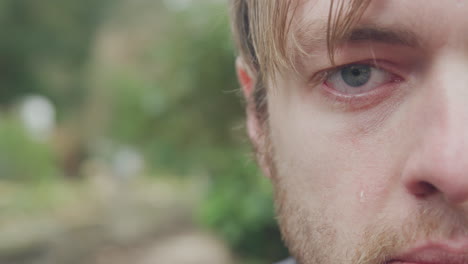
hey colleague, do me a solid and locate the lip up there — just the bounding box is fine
[388,242,468,264]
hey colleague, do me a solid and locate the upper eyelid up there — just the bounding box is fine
[327,61,383,76]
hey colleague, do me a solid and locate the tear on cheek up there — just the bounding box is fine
[359,190,367,203]
[357,177,395,211]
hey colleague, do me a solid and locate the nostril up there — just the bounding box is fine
[409,181,438,198]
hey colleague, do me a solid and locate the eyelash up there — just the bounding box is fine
[311,60,404,110]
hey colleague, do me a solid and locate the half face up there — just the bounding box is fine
[251,1,468,263]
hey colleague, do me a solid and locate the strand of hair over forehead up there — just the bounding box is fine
[235,0,370,78]
[327,0,371,64]
[255,0,370,77]
[248,0,294,79]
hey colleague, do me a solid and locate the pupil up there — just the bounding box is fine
[351,69,361,76]
[341,65,371,87]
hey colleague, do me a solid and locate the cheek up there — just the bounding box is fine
[267,82,409,222]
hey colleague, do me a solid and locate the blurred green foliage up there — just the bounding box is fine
[0,117,57,182]
[0,0,112,181]
[0,0,109,115]
[198,149,288,263]
[0,0,288,262]
[142,3,288,261]
[107,2,245,173]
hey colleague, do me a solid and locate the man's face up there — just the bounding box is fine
[243,0,468,263]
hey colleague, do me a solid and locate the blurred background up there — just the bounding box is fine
[0,0,289,263]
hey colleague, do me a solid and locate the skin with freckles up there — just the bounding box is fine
[237,1,468,263]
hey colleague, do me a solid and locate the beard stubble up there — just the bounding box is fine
[261,130,468,264]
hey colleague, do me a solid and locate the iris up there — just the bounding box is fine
[341,65,371,87]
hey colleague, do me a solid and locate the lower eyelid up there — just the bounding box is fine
[320,75,404,111]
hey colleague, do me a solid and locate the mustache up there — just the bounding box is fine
[354,204,468,264]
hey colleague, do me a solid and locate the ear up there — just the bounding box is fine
[236,57,272,179]
[236,57,254,97]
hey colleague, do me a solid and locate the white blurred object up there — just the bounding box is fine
[112,147,145,181]
[18,95,56,142]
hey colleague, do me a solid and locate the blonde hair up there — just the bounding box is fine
[230,1,294,78]
[229,0,370,117]
[229,0,370,77]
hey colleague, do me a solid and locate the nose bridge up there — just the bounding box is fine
[428,55,468,149]
[403,54,468,204]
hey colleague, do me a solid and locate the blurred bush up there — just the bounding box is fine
[0,117,57,182]
[92,1,289,261]
[146,2,288,261]
[198,149,288,263]
[0,0,289,262]
[0,0,110,114]
[103,0,244,174]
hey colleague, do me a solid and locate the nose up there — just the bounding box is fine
[402,58,468,205]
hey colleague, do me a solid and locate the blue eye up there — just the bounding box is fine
[341,65,371,87]
[325,64,393,95]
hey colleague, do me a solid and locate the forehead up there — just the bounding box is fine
[290,0,468,53]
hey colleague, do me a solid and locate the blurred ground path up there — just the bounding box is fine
[0,175,234,264]
[96,232,232,264]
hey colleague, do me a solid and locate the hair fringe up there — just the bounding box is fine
[229,0,371,115]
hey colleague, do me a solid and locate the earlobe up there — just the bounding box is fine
[236,57,254,98]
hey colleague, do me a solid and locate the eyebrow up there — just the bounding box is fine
[294,23,422,55]
[343,26,421,47]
